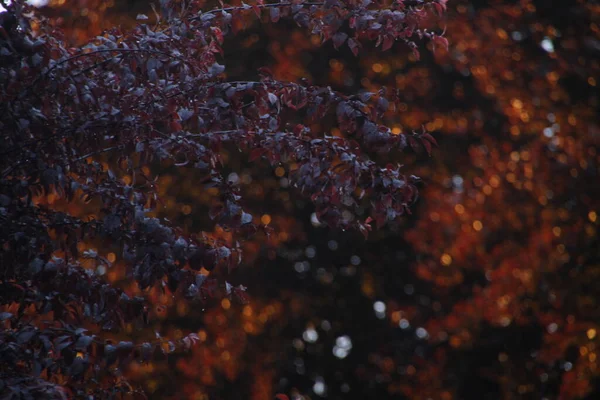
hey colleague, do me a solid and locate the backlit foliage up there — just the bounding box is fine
[124,1,598,399]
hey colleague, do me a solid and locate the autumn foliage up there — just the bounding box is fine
[0,0,447,398]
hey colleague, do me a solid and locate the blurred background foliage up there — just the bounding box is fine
[20,0,600,398]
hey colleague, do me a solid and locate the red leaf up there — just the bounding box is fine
[382,35,394,51]
[432,35,449,52]
[275,395,289,400]
[169,120,182,132]
[421,132,438,147]
[211,27,224,44]
[249,148,266,162]
[422,139,432,156]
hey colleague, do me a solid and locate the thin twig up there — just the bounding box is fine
[189,2,325,21]
[74,145,126,162]
[23,48,191,97]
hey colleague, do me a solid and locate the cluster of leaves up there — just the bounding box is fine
[135,1,599,399]
[0,0,446,397]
